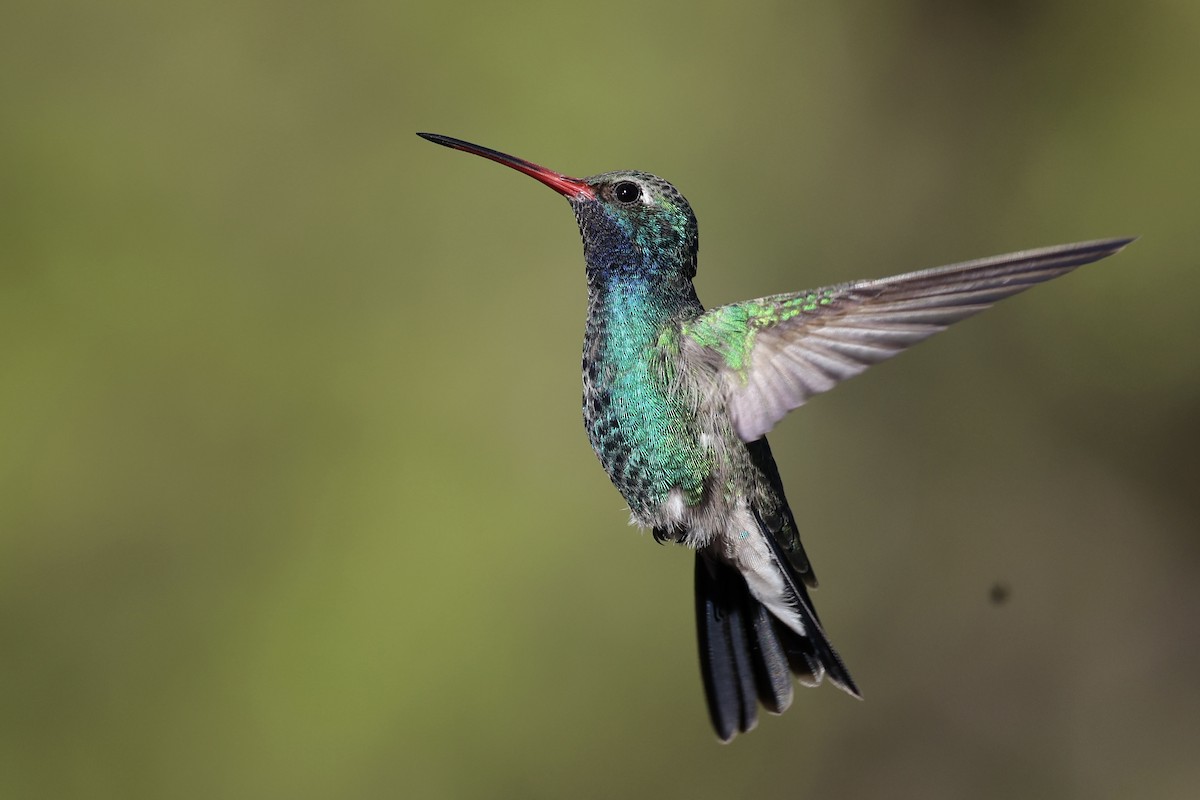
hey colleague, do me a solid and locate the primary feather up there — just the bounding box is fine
[682,238,1134,441]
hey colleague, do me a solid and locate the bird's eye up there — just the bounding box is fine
[613,181,641,203]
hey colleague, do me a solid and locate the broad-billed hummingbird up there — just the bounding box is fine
[418,132,1132,742]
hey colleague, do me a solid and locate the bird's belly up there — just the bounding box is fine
[583,380,708,517]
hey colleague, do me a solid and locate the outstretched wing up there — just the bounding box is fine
[682,238,1134,442]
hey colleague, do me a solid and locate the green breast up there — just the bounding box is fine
[583,279,709,514]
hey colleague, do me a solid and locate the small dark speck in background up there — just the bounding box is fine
[989,582,1011,605]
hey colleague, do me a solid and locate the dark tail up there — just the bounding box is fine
[695,546,859,742]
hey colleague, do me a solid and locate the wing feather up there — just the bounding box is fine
[682,238,1134,441]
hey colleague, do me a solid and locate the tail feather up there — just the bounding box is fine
[695,554,794,741]
[694,523,859,741]
[747,602,794,713]
[753,507,860,698]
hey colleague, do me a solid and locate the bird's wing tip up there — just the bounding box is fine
[1106,235,1139,251]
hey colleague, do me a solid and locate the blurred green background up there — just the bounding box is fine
[3,1,1198,797]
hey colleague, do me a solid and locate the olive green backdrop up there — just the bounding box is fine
[3,1,1198,798]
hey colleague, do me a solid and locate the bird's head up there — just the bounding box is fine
[418,134,698,283]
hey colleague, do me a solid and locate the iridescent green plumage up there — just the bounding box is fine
[582,273,708,511]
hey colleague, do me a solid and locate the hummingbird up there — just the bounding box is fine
[417,132,1132,742]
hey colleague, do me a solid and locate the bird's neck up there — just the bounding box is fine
[585,271,702,354]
